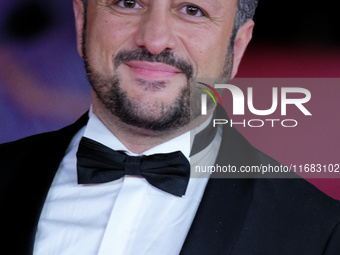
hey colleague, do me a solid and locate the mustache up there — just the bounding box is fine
[114,48,193,80]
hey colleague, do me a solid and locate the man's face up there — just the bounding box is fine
[74,0,251,132]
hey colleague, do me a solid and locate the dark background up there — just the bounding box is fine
[0,0,339,198]
[255,0,339,46]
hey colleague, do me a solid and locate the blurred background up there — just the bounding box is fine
[0,0,339,199]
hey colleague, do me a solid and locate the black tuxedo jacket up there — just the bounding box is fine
[1,106,340,255]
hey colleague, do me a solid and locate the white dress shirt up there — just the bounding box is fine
[33,109,222,255]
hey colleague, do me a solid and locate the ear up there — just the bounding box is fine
[73,0,85,58]
[231,19,255,78]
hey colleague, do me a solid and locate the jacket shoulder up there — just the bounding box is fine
[248,137,340,220]
[0,112,88,161]
[0,112,88,187]
[233,175,340,254]
[0,128,73,163]
[0,130,61,157]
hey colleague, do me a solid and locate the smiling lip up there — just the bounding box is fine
[125,61,183,79]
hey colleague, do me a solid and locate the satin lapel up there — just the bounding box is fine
[0,112,88,255]
[181,105,255,254]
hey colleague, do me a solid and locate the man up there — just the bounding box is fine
[1,0,339,254]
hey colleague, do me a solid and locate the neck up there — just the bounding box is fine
[92,102,215,154]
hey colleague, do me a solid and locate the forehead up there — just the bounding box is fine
[194,0,222,9]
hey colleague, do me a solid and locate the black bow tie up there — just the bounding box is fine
[76,137,190,197]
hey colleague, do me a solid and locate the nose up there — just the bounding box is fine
[134,6,176,55]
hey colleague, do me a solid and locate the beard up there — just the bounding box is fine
[84,48,194,132]
[82,31,234,132]
[86,67,192,132]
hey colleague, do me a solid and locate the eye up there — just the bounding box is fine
[179,5,205,17]
[116,0,142,9]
